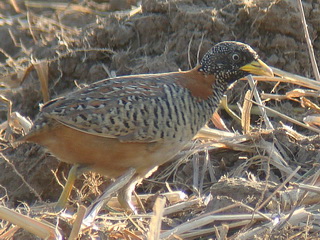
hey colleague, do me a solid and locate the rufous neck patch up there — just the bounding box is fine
[175,66,216,101]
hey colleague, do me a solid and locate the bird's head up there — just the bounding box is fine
[199,41,273,84]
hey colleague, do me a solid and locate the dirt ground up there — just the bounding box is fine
[1,0,320,239]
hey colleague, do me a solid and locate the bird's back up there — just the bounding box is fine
[24,68,220,145]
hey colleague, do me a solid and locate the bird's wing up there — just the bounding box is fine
[37,73,182,143]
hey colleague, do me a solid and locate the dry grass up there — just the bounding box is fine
[0,0,320,239]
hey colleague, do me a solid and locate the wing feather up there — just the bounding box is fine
[36,73,180,143]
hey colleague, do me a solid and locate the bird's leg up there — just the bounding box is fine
[117,166,159,213]
[55,164,80,211]
[117,174,143,213]
[83,168,136,224]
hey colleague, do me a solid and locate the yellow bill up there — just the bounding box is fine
[240,59,274,77]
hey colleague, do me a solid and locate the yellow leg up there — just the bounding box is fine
[55,164,79,211]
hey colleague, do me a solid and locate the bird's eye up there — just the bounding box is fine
[232,53,240,62]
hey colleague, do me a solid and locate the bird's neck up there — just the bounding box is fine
[175,66,229,103]
[200,77,228,117]
[174,67,230,127]
[175,66,218,101]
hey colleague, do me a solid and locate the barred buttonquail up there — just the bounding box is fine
[19,41,273,211]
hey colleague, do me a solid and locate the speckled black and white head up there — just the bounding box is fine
[200,41,273,84]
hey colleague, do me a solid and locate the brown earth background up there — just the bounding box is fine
[1,0,320,239]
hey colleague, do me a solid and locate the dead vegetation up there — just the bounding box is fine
[1,0,320,239]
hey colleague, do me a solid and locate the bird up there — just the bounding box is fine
[18,41,273,212]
